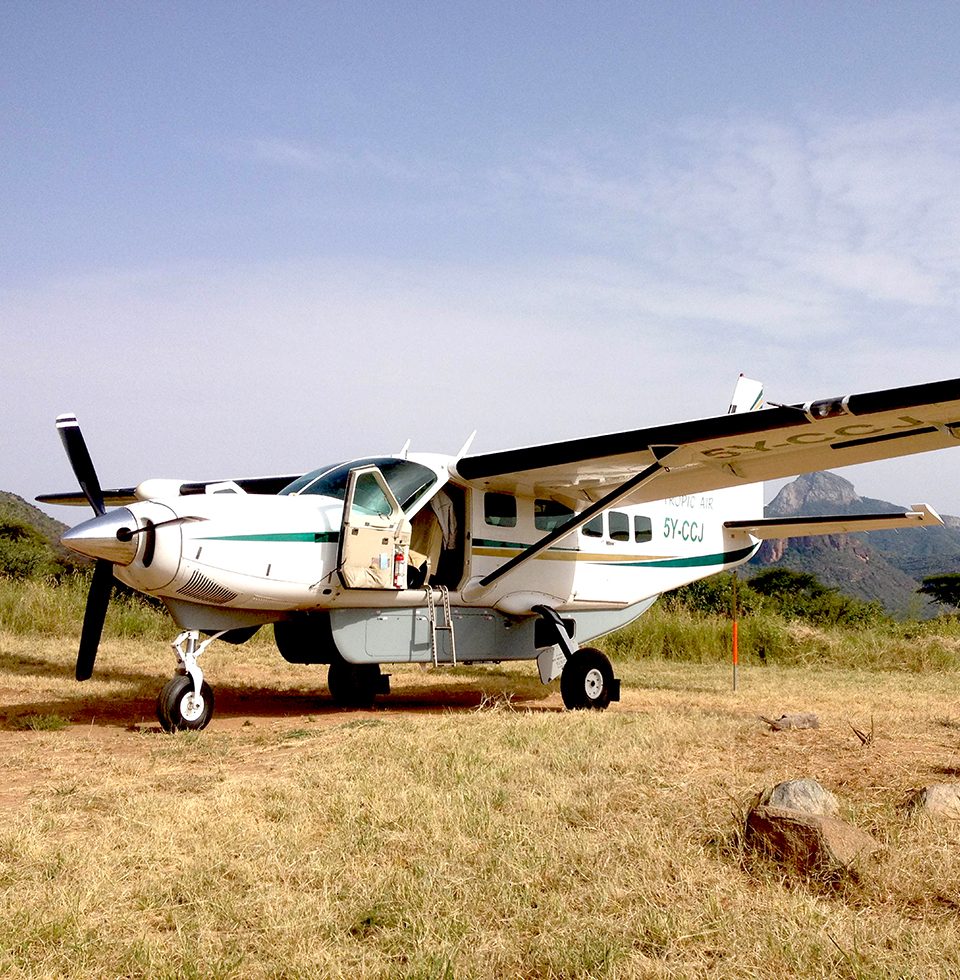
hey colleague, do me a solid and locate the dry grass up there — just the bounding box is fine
[2,630,960,977]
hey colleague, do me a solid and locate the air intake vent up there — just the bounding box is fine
[177,570,238,605]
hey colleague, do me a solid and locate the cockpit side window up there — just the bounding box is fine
[350,472,393,518]
[280,457,437,512]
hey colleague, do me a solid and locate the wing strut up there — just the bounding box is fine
[477,456,671,590]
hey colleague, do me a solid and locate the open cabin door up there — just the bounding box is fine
[338,465,412,589]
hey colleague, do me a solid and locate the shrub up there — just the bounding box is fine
[748,567,888,627]
[661,572,760,616]
[0,517,69,580]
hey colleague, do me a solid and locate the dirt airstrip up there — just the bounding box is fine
[4,632,960,976]
[3,631,960,813]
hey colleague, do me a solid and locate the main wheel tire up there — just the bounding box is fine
[156,675,215,733]
[327,658,384,708]
[560,648,615,711]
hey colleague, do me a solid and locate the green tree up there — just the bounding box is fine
[663,572,761,616]
[748,567,886,627]
[917,573,960,612]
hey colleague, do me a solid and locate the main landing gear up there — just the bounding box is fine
[327,656,390,709]
[156,629,224,733]
[534,605,621,711]
[560,647,619,711]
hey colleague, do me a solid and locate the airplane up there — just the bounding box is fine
[37,375,960,733]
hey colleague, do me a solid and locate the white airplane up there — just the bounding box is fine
[39,375,960,732]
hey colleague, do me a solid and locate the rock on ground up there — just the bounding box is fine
[760,778,839,817]
[745,805,879,877]
[904,783,960,818]
[760,712,820,731]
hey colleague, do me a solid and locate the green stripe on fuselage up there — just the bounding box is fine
[197,531,340,543]
[613,544,759,568]
[472,539,758,568]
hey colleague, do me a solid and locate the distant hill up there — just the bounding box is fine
[0,492,69,546]
[750,471,960,617]
[0,491,88,574]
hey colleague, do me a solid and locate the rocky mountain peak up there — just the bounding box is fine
[767,471,860,517]
[755,470,960,617]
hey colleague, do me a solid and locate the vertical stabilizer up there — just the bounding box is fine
[724,375,766,523]
[727,375,764,415]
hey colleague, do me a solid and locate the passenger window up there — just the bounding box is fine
[535,499,574,531]
[484,492,517,528]
[635,515,652,543]
[582,514,604,538]
[609,511,630,542]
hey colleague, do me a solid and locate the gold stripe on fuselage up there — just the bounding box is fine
[471,546,675,563]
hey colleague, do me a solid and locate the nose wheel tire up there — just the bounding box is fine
[560,648,617,711]
[157,675,215,732]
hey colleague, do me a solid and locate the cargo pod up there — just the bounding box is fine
[337,465,412,589]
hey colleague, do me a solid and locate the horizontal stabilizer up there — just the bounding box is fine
[724,504,943,539]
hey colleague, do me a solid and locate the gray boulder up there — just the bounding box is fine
[903,783,960,819]
[760,778,839,817]
[760,712,820,731]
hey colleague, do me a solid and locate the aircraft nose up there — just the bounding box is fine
[61,508,139,566]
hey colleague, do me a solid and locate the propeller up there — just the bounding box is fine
[56,415,205,680]
[77,558,113,681]
[55,414,114,681]
[56,414,105,516]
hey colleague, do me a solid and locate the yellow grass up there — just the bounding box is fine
[2,630,960,977]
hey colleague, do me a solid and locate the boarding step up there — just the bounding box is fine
[424,585,457,667]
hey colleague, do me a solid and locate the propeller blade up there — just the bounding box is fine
[77,559,113,681]
[56,414,105,516]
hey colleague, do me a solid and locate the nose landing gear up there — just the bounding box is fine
[156,629,225,733]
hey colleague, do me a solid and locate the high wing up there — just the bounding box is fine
[36,474,303,507]
[724,504,943,539]
[455,377,960,504]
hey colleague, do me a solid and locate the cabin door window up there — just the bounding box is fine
[338,466,412,589]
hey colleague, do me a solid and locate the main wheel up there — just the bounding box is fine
[327,658,387,708]
[156,675,215,733]
[560,648,615,711]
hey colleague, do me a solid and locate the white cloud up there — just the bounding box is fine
[6,107,960,515]
[498,108,960,337]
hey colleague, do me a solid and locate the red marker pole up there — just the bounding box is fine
[731,572,739,692]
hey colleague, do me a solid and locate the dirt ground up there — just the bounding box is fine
[4,630,960,812]
[4,632,960,977]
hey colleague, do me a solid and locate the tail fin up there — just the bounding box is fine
[727,375,764,415]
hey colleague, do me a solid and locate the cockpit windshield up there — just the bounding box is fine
[279,457,438,512]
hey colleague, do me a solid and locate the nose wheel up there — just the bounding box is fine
[157,674,215,731]
[156,629,224,733]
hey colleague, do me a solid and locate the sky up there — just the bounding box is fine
[3,1,960,517]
